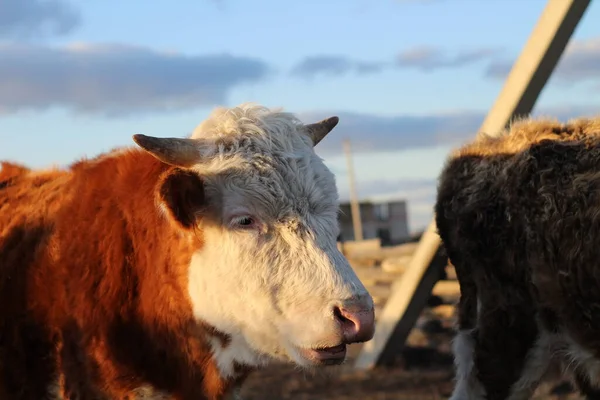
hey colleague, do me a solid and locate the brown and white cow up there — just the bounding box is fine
[0,103,375,399]
[435,116,600,400]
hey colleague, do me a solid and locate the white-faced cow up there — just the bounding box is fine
[435,116,600,400]
[0,103,375,400]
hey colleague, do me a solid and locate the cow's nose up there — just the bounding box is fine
[333,300,375,344]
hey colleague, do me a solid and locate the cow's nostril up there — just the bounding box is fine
[333,305,352,325]
[332,304,375,344]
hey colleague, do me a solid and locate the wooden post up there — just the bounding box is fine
[343,139,363,241]
[354,0,591,370]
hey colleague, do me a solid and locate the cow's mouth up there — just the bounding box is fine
[298,344,347,365]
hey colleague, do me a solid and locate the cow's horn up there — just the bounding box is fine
[304,116,339,146]
[132,134,200,168]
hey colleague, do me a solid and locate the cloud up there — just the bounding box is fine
[290,55,385,79]
[485,37,600,83]
[301,103,599,155]
[291,45,501,79]
[0,0,80,39]
[0,42,271,116]
[396,45,501,72]
[300,109,484,153]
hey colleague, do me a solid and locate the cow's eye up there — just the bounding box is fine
[231,215,257,229]
[238,217,253,226]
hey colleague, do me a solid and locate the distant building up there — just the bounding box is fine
[337,200,410,245]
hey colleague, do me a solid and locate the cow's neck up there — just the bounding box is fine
[54,149,253,399]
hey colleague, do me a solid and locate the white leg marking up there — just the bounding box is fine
[561,334,600,390]
[449,329,486,400]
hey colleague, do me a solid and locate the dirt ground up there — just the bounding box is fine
[240,360,454,400]
[239,344,584,400]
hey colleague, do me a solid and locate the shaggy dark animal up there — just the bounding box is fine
[435,116,600,400]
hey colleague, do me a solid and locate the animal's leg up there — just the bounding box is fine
[504,332,555,400]
[472,304,539,400]
[448,271,486,400]
[450,326,550,400]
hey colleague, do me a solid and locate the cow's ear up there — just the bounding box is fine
[157,168,206,230]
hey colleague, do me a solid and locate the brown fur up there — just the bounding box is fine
[0,149,246,399]
[0,161,30,179]
[454,116,600,158]
[0,162,31,189]
[435,115,600,399]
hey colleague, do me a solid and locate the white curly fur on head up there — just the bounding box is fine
[191,103,313,154]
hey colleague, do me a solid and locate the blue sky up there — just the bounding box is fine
[1,0,600,233]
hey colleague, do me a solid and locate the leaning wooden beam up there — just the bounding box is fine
[353,0,591,370]
[479,0,592,138]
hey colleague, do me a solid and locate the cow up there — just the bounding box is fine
[0,103,376,400]
[434,115,600,400]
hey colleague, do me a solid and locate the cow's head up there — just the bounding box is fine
[133,104,374,375]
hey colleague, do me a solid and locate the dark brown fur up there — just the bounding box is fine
[435,116,600,399]
[0,150,246,399]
